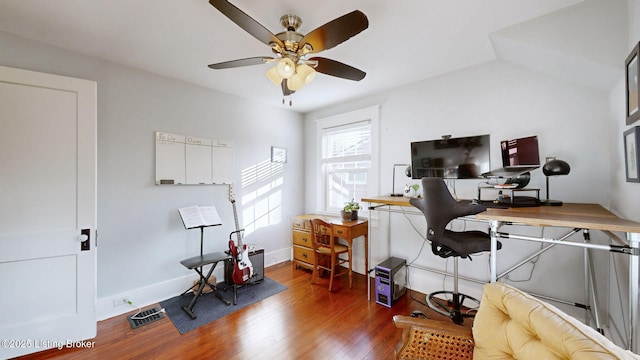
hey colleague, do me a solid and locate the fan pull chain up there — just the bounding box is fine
[282,95,293,106]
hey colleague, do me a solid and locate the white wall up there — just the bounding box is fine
[0,31,304,319]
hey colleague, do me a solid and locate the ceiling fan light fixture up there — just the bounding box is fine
[266,66,283,86]
[276,58,295,78]
[296,63,316,84]
[287,73,305,91]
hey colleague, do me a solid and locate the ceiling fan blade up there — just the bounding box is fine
[299,10,368,53]
[310,57,366,81]
[209,0,284,48]
[208,56,274,69]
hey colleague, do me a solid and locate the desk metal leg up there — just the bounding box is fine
[367,208,372,301]
[364,233,369,301]
[583,230,603,334]
[628,232,639,353]
[489,220,499,282]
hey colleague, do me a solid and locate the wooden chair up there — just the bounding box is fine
[310,218,352,291]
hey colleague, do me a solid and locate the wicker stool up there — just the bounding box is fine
[393,315,474,360]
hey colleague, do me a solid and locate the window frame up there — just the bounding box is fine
[315,106,379,215]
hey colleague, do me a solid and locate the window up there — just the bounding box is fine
[316,106,379,214]
[322,121,370,212]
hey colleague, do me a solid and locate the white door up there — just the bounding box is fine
[0,66,96,358]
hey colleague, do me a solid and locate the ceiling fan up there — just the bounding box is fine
[207,0,369,105]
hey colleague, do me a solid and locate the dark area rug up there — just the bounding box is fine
[160,277,287,334]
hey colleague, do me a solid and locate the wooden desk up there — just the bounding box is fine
[362,195,640,352]
[291,214,368,290]
[362,195,413,207]
[363,196,640,234]
[476,203,640,233]
[473,203,640,283]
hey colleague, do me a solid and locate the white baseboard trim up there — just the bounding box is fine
[97,273,196,321]
[264,247,292,268]
[97,248,291,321]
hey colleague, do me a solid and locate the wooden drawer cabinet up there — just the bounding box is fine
[292,217,314,270]
[291,215,330,270]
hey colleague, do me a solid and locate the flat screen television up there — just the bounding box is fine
[411,134,491,179]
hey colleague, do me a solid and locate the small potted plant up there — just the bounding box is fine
[404,183,420,197]
[341,199,361,221]
[411,183,420,197]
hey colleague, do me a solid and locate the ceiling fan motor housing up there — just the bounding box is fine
[275,15,307,55]
[280,14,302,31]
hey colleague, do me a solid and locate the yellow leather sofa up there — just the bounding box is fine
[394,282,640,359]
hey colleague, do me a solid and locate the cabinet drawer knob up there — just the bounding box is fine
[336,230,344,234]
[302,237,308,242]
[302,253,308,258]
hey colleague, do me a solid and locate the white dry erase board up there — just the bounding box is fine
[155,131,233,185]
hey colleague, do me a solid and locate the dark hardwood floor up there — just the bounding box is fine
[18,261,471,360]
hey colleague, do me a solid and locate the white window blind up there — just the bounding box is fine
[321,121,371,212]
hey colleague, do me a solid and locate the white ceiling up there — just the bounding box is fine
[0,0,584,113]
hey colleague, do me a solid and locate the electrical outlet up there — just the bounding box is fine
[113,296,132,307]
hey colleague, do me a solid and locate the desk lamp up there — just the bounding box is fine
[541,158,570,206]
[391,164,411,196]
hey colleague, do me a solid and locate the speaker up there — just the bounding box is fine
[248,248,264,281]
[225,248,264,285]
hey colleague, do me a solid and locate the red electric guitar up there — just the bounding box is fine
[228,186,253,284]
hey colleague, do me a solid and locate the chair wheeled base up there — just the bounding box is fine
[428,290,480,325]
[426,256,480,324]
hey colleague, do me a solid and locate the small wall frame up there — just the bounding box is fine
[626,43,640,125]
[624,126,640,182]
[271,146,287,163]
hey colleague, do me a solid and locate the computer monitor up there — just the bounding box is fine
[500,135,540,167]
